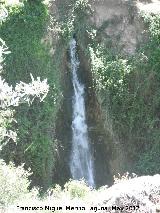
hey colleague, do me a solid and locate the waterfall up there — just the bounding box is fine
[69,38,95,187]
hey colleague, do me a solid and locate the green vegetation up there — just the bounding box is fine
[0,0,160,203]
[53,0,160,175]
[55,0,93,46]
[0,160,159,213]
[0,0,62,189]
[0,160,92,212]
[1,1,49,83]
[133,13,160,174]
[88,13,160,175]
[0,160,32,207]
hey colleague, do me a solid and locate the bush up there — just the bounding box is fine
[0,0,61,189]
[0,160,31,206]
[88,13,160,175]
[64,180,90,199]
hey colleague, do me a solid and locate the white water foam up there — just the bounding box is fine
[69,38,95,187]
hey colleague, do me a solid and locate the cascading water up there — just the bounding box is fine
[69,38,95,187]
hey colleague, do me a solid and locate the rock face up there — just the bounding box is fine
[78,48,113,187]
[90,0,148,55]
[88,0,160,178]
[49,0,160,186]
[93,174,160,213]
[137,0,160,14]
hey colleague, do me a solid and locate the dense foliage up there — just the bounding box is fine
[88,13,160,175]
[0,0,61,189]
[53,0,160,175]
[0,0,160,201]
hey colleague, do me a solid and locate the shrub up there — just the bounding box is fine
[0,160,31,206]
[64,180,90,199]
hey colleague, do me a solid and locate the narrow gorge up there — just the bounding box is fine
[54,37,113,187]
[45,0,160,188]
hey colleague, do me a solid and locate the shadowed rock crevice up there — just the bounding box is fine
[54,41,113,187]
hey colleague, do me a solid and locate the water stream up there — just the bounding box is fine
[69,38,95,187]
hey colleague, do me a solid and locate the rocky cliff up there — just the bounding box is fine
[48,0,160,186]
[91,0,160,54]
